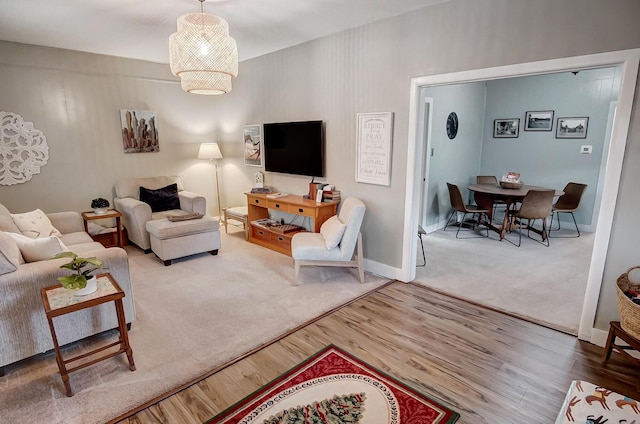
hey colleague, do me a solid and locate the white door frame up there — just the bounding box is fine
[402,49,640,342]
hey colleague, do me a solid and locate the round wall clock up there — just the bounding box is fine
[446,112,459,140]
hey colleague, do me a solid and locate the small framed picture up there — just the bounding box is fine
[524,110,554,131]
[556,117,589,139]
[243,124,263,167]
[493,119,520,138]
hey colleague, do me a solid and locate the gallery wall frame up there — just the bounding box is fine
[556,117,589,139]
[356,112,394,186]
[493,118,520,138]
[120,109,159,153]
[524,110,554,131]
[243,124,263,167]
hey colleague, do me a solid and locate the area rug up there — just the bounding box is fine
[207,345,459,423]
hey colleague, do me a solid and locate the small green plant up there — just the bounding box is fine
[50,252,106,290]
[91,198,110,209]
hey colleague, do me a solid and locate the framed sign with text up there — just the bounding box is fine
[356,112,393,186]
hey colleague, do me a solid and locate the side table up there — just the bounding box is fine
[40,273,135,396]
[82,209,124,248]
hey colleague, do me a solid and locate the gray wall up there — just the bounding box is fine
[1,0,640,331]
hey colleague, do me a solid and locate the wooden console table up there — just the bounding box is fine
[245,193,338,256]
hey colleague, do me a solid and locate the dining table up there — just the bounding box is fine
[468,183,564,240]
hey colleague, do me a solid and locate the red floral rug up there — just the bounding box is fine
[206,345,459,423]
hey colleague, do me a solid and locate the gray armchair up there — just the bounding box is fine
[114,176,206,251]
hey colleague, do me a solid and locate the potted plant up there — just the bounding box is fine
[91,198,110,214]
[50,252,106,296]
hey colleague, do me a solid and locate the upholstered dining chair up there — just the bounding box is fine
[291,197,366,286]
[476,175,506,220]
[507,189,555,247]
[549,182,587,238]
[444,183,489,238]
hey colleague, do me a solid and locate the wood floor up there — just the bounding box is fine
[117,282,640,424]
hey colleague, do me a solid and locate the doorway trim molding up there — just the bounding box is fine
[402,49,640,342]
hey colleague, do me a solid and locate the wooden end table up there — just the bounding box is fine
[602,320,640,390]
[40,273,135,397]
[81,209,124,248]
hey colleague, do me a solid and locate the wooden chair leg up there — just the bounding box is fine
[602,322,616,362]
[292,260,300,287]
[356,232,364,284]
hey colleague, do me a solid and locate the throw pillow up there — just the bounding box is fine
[10,209,62,239]
[320,215,347,250]
[0,232,22,275]
[139,183,181,213]
[7,232,67,263]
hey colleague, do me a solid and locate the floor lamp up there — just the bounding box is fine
[198,142,223,221]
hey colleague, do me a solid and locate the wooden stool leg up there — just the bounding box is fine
[602,323,616,362]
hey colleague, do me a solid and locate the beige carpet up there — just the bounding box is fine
[0,227,389,424]
[413,223,595,334]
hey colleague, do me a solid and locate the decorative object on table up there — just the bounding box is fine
[555,380,640,424]
[120,109,159,153]
[254,170,264,188]
[446,111,459,139]
[198,142,224,219]
[49,252,106,296]
[556,117,589,139]
[205,345,459,424]
[493,118,520,138]
[499,171,523,189]
[524,110,554,131]
[0,111,49,186]
[169,0,238,95]
[615,266,640,339]
[243,124,262,167]
[356,112,393,186]
[90,198,110,214]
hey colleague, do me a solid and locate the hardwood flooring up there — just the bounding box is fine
[117,282,640,424]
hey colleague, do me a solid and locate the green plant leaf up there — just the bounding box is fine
[57,274,88,290]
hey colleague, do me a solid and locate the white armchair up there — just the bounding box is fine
[291,197,366,286]
[114,176,206,251]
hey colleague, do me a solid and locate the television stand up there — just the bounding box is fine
[245,193,339,256]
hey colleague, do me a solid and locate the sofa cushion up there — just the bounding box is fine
[140,183,181,212]
[59,231,96,246]
[7,233,67,263]
[0,232,22,274]
[319,215,347,250]
[10,209,62,239]
[115,176,184,200]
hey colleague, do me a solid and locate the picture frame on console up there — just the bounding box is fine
[243,124,263,167]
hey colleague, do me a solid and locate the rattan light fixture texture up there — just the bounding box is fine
[169,0,238,95]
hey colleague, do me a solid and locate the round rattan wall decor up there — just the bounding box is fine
[0,111,49,186]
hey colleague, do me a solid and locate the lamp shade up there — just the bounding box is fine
[169,11,238,95]
[198,142,223,160]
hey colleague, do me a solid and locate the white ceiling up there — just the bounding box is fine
[0,0,447,64]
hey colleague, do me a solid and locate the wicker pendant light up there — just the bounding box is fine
[169,0,238,95]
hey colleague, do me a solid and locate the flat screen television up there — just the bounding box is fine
[263,120,324,178]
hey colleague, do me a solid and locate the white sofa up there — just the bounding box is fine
[0,203,135,375]
[114,176,206,252]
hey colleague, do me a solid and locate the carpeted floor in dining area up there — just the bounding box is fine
[413,223,595,334]
[0,225,390,424]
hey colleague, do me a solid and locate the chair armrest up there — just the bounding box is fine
[179,191,206,215]
[47,211,85,234]
[114,197,152,249]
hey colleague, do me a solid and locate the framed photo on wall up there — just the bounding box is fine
[493,118,520,138]
[120,109,159,153]
[243,124,263,167]
[524,110,554,131]
[556,117,589,139]
[356,112,394,186]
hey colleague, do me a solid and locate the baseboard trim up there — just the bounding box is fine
[590,327,609,347]
[364,258,405,281]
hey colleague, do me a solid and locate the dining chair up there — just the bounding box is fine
[475,175,506,221]
[549,182,587,238]
[507,189,555,246]
[444,183,489,239]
